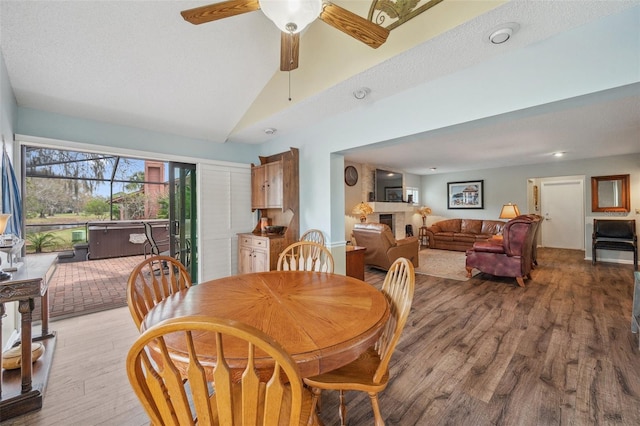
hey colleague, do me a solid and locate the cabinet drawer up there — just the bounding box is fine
[252,238,269,249]
[240,236,253,246]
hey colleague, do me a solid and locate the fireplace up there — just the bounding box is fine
[379,214,393,233]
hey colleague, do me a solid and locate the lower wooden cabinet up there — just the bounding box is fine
[238,233,285,273]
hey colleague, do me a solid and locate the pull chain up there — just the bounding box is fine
[288,30,293,102]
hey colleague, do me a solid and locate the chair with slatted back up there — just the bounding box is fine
[126,315,317,425]
[303,257,415,426]
[126,255,192,329]
[277,241,334,273]
[300,229,325,246]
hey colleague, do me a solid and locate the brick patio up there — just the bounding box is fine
[41,254,146,321]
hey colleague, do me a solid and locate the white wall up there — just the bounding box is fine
[17,107,258,165]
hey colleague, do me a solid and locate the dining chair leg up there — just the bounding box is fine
[369,392,385,426]
[339,390,347,426]
[308,387,322,426]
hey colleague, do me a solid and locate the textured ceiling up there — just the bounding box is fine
[1,0,639,174]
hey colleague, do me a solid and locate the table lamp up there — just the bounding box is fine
[499,203,520,219]
[417,206,432,226]
[352,202,373,223]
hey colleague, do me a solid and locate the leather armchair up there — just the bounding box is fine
[516,214,542,267]
[352,223,419,271]
[465,217,537,287]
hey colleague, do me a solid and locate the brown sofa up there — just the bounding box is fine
[425,218,506,251]
[352,223,419,270]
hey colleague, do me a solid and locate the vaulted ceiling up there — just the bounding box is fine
[1,1,638,174]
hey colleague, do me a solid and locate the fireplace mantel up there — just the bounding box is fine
[370,202,416,213]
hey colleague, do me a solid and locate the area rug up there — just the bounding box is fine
[415,249,479,281]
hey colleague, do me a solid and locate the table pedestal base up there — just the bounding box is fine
[0,332,57,421]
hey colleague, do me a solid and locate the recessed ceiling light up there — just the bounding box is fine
[552,151,565,157]
[430,167,437,171]
[486,22,520,45]
[353,87,371,100]
[264,128,277,135]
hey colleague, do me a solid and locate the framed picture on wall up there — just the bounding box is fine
[385,187,403,202]
[447,180,484,209]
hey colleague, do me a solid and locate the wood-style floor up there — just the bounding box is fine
[3,248,638,425]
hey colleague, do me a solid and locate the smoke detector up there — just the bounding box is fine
[486,23,520,44]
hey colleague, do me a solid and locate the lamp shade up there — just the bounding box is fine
[0,214,10,234]
[352,202,373,222]
[417,206,432,217]
[499,203,520,219]
[259,0,322,33]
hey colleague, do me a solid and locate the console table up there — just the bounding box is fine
[0,254,57,421]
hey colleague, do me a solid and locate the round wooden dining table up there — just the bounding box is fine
[142,271,390,379]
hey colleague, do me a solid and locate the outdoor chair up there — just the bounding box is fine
[143,221,170,258]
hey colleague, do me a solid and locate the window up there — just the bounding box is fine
[406,187,419,205]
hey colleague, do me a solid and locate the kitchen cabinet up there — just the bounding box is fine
[237,233,285,273]
[251,160,283,209]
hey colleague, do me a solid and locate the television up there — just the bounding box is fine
[374,169,403,202]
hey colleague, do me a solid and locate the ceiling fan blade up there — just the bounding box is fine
[320,2,389,48]
[181,0,260,25]
[280,32,300,71]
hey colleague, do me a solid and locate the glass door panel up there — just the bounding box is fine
[169,162,197,282]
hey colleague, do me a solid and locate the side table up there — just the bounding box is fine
[346,245,367,281]
[418,226,429,248]
[1,254,58,421]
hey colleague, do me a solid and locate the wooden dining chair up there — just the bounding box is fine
[126,255,192,329]
[300,229,325,246]
[126,315,316,425]
[277,241,334,273]
[303,257,415,426]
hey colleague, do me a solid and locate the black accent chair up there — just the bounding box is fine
[592,219,637,271]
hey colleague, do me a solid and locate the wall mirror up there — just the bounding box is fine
[591,174,630,212]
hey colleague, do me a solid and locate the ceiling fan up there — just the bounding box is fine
[181,0,390,71]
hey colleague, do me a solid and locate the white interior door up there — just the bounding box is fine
[540,178,584,249]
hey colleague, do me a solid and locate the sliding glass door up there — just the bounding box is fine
[169,162,197,282]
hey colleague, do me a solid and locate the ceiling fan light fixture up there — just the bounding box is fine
[259,0,322,34]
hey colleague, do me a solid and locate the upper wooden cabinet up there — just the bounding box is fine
[248,148,300,264]
[251,160,283,209]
